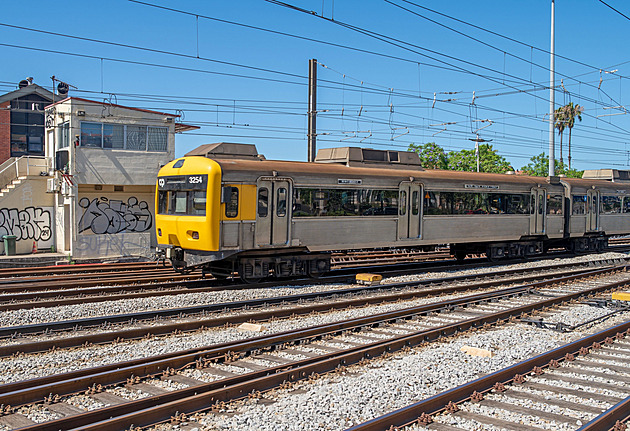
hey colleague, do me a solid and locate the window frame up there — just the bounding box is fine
[80,121,168,152]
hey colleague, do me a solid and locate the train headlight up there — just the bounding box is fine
[158,228,162,236]
[192,231,199,240]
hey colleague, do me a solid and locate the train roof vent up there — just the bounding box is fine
[185,142,265,160]
[581,169,630,182]
[314,147,422,170]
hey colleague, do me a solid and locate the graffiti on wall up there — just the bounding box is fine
[75,232,152,258]
[78,196,153,235]
[0,207,52,241]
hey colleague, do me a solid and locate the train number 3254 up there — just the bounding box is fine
[188,176,204,184]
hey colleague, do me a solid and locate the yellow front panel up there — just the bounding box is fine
[220,184,257,221]
[155,157,222,252]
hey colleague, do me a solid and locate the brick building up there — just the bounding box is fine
[0,79,54,165]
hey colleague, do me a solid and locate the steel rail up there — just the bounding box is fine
[577,396,630,431]
[0,264,617,357]
[0,261,159,277]
[346,320,630,431]
[12,270,630,431]
[0,266,626,418]
[0,267,182,288]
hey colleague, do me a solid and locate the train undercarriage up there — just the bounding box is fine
[161,234,610,281]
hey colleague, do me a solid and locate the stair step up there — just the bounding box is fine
[17,176,26,180]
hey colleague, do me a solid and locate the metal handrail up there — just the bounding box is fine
[0,155,49,193]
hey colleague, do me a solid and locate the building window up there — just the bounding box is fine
[148,127,168,152]
[79,122,167,152]
[11,111,45,156]
[58,122,70,149]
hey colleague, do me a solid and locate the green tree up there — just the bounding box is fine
[447,144,512,174]
[554,105,566,163]
[520,152,583,178]
[564,102,584,170]
[408,142,448,169]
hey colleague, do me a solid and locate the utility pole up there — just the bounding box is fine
[548,0,555,176]
[468,134,491,172]
[307,59,317,162]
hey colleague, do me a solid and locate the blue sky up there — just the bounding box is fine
[2,0,630,171]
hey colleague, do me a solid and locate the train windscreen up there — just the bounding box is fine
[157,175,208,216]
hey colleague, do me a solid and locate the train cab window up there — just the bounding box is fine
[572,195,586,215]
[411,191,419,216]
[277,188,287,217]
[171,191,188,214]
[399,191,407,216]
[225,187,239,218]
[190,191,206,216]
[258,188,269,217]
[158,191,168,214]
[547,194,563,215]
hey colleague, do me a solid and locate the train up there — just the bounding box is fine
[155,143,630,281]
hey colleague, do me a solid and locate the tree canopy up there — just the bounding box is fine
[408,142,512,174]
[408,143,584,178]
[408,142,448,170]
[520,152,583,178]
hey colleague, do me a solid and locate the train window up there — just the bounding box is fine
[412,191,419,216]
[399,191,407,216]
[258,188,269,217]
[190,191,206,216]
[424,191,531,216]
[572,195,586,215]
[277,188,287,217]
[292,188,397,217]
[158,191,169,214]
[601,196,622,214]
[171,191,188,214]
[225,187,239,218]
[547,195,563,215]
[623,197,630,213]
[507,194,529,214]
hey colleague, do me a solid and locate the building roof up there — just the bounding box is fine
[0,83,55,105]
[45,97,182,118]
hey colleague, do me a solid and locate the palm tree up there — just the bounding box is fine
[564,102,584,170]
[554,106,566,164]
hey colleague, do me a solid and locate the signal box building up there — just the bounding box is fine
[42,97,196,259]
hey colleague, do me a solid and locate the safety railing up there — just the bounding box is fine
[0,156,50,192]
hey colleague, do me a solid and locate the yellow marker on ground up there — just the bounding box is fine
[612,291,630,301]
[356,273,383,285]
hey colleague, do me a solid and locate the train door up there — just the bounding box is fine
[530,188,546,234]
[398,181,422,239]
[255,177,292,247]
[586,189,600,232]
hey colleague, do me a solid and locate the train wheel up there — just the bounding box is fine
[454,250,466,262]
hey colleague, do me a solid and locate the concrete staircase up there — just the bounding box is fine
[0,176,27,198]
[0,156,49,201]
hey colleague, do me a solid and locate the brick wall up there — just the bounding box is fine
[0,101,10,164]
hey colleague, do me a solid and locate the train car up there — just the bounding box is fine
[155,143,630,280]
[561,177,630,252]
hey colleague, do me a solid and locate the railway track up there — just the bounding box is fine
[349,322,630,431]
[0,264,628,430]
[1,258,624,356]
[1,247,626,313]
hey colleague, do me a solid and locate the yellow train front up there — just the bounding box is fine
[155,143,330,280]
